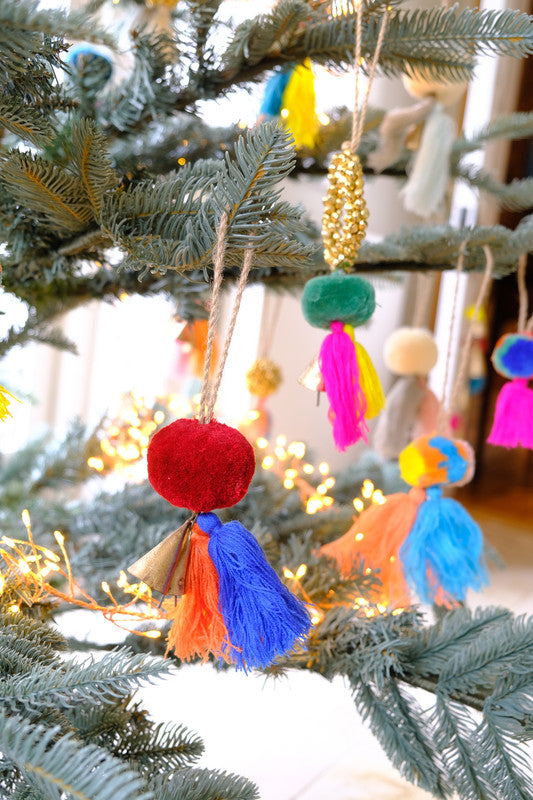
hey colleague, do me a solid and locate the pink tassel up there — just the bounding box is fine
[487,378,533,450]
[319,321,368,450]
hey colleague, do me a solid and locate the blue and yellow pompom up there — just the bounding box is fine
[399,434,474,489]
[259,60,319,150]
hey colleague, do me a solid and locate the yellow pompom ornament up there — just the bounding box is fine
[246,358,282,398]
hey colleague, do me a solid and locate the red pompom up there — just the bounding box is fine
[147,418,255,512]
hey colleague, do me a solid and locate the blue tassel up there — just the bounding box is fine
[399,487,488,603]
[198,513,311,671]
[259,68,292,117]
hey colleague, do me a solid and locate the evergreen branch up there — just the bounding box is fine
[104,122,312,272]
[0,0,114,48]
[0,96,55,146]
[474,714,533,800]
[0,305,77,358]
[0,648,171,711]
[486,673,533,741]
[431,695,487,800]
[0,710,152,800]
[353,679,448,798]
[151,768,259,800]
[457,164,533,211]
[438,616,533,695]
[0,152,94,234]
[452,112,533,157]
[107,719,204,775]
[71,118,118,216]
[405,606,515,677]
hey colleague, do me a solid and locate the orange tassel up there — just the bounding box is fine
[320,488,425,607]
[165,524,234,663]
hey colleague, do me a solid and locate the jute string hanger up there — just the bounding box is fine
[436,243,494,434]
[198,212,254,425]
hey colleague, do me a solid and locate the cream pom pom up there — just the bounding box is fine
[384,327,438,376]
[402,74,468,108]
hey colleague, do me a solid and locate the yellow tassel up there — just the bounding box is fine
[280,59,319,151]
[0,386,20,422]
[342,327,385,419]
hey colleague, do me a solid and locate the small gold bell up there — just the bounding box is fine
[128,520,193,597]
[298,356,325,393]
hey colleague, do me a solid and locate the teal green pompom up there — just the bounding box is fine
[301,273,375,329]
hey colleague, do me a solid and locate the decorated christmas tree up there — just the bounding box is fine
[1,0,533,798]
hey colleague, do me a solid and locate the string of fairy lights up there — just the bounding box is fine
[1,393,395,634]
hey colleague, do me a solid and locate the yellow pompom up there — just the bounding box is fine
[246,359,282,397]
[280,59,319,151]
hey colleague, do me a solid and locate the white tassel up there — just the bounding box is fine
[401,103,456,219]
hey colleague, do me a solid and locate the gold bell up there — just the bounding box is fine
[128,520,193,596]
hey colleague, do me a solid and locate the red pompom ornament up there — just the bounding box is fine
[147,418,255,512]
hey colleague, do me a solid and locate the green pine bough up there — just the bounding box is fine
[1,0,533,358]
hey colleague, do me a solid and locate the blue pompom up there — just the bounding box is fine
[399,487,488,603]
[492,334,533,380]
[259,68,292,117]
[199,513,311,670]
[429,436,469,484]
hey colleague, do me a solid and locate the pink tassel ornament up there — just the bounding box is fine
[319,321,368,450]
[301,272,384,451]
[487,333,533,451]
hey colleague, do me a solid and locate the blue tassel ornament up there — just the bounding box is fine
[397,434,488,605]
[400,486,487,603]
[199,512,312,670]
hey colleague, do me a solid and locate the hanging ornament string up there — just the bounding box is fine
[351,6,388,154]
[437,244,494,433]
[322,6,388,270]
[198,213,254,425]
[516,253,533,333]
[412,272,437,329]
[258,292,283,360]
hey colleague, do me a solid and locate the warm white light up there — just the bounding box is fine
[353,498,364,512]
[317,484,327,495]
[262,456,274,469]
[21,509,31,528]
[303,464,314,474]
[306,497,323,514]
[256,437,268,449]
[54,531,64,546]
[283,478,295,490]
[318,462,329,475]
[288,442,306,459]
[276,434,287,447]
[324,477,335,488]
[283,567,294,580]
[295,564,307,579]
[362,480,374,499]
[154,411,165,424]
[355,532,364,541]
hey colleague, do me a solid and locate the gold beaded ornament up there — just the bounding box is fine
[321,7,387,270]
[322,150,368,269]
